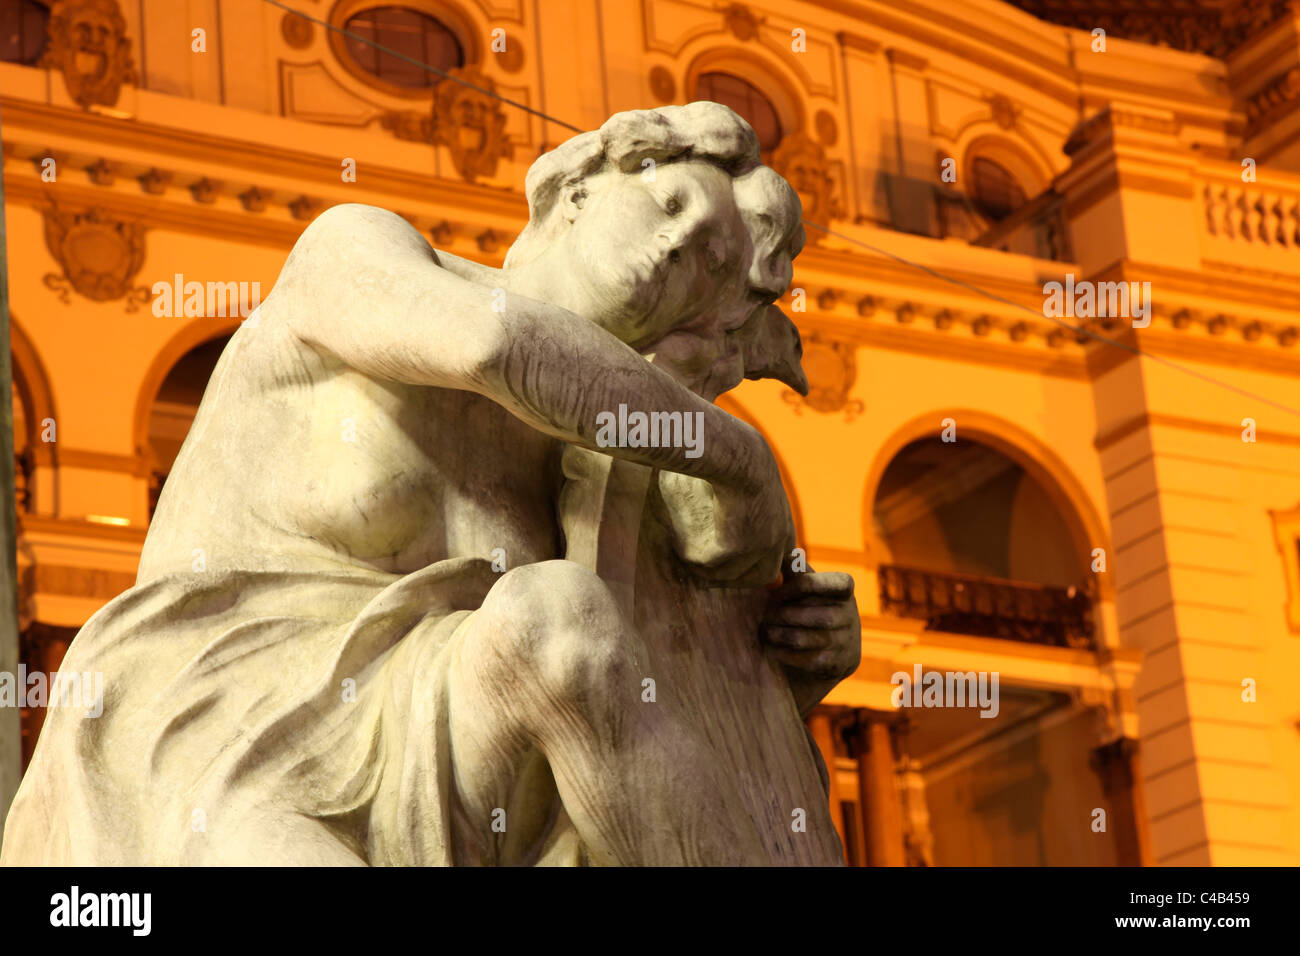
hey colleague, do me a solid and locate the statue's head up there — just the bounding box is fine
[506,102,808,401]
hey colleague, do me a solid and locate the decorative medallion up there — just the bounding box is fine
[496,39,525,73]
[772,132,842,238]
[781,330,863,420]
[649,65,676,104]
[814,109,838,147]
[41,204,150,309]
[281,10,314,49]
[723,3,762,41]
[431,67,514,183]
[41,0,138,110]
[989,94,1016,130]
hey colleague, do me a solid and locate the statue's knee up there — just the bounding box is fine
[483,560,632,702]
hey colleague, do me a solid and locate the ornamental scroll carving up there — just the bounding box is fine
[782,330,862,419]
[41,205,150,310]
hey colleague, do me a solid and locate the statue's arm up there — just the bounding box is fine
[277,204,788,580]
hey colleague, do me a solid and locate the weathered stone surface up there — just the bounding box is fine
[2,103,858,866]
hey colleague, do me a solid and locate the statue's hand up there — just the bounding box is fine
[761,570,861,716]
[656,446,794,588]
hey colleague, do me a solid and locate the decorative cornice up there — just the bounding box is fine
[30,563,137,601]
[836,31,881,55]
[816,0,1078,107]
[791,310,1092,381]
[0,97,529,223]
[54,447,152,477]
[1246,66,1300,134]
[1007,0,1293,58]
[18,514,148,544]
[1095,411,1300,452]
[884,47,929,72]
[1064,106,1182,157]
[2,151,520,257]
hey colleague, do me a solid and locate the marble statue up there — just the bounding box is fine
[2,102,860,866]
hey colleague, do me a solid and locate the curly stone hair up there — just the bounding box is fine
[504,102,804,287]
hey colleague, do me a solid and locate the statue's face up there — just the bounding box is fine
[558,160,754,353]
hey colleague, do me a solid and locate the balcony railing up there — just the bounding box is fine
[878,564,1096,650]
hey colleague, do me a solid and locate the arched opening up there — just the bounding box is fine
[872,435,1095,649]
[843,432,1123,867]
[12,376,30,514]
[8,319,57,516]
[716,393,804,547]
[969,157,1027,223]
[693,71,783,152]
[146,335,231,518]
[0,0,49,66]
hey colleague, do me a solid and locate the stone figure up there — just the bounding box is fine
[2,103,860,866]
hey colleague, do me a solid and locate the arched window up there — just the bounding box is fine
[0,0,49,66]
[970,157,1027,222]
[147,335,231,518]
[693,72,783,151]
[873,436,1093,648]
[341,5,463,90]
[12,381,30,513]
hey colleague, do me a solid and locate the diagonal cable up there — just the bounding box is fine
[263,0,1300,419]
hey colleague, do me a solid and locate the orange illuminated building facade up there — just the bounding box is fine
[2,0,1299,866]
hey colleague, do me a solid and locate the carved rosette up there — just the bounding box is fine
[771,132,842,239]
[782,331,862,419]
[41,0,138,110]
[431,67,514,183]
[41,205,150,309]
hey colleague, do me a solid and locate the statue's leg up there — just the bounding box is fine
[184,806,369,866]
[446,559,769,865]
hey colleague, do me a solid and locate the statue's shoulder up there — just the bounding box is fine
[294,203,431,259]
[278,202,452,308]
